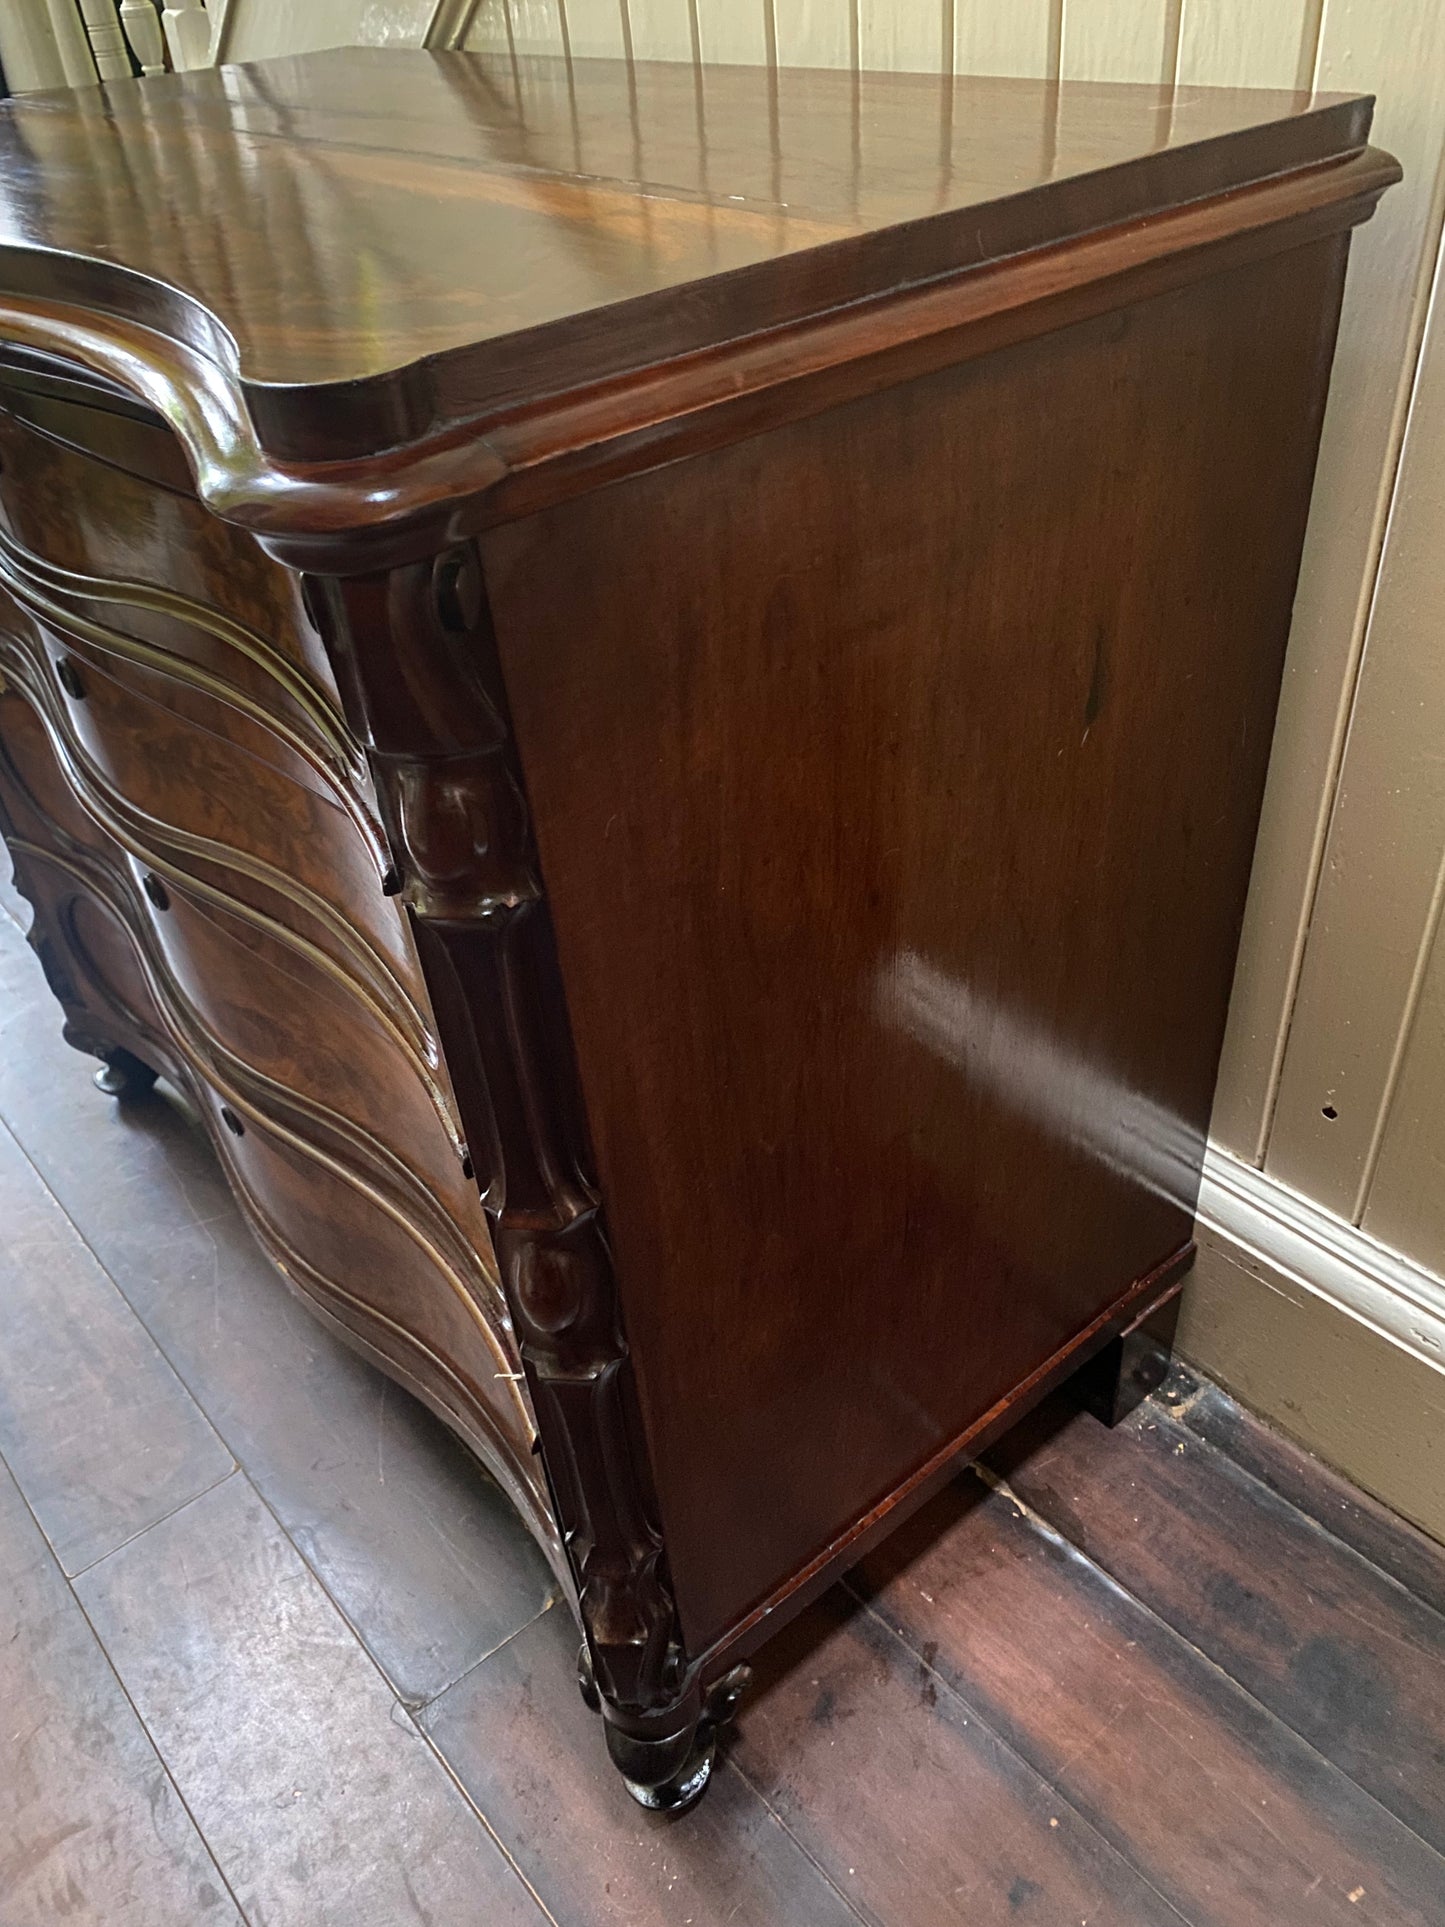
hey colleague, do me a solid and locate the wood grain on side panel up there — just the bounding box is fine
[484,239,1350,1653]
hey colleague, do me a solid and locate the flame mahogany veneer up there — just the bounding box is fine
[0,50,1396,1807]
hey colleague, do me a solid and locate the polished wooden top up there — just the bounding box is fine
[0,51,1370,393]
[0,53,1394,547]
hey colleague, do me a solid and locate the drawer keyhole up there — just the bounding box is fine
[55,657,86,701]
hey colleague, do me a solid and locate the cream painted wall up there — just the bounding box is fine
[1276,234,1445,1259]
[0,0,105,88]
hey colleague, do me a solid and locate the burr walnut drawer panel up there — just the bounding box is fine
[137,872,496,1294]
[0,391,336,702]
[0,674,545,1541]
[190,1082,540,1506]
[0,658,467,1222]
[2,612,430,1052]
[0,672,107,860]
[22,836,541,1527]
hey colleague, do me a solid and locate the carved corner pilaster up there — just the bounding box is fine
[308,544,701,1780]
[378,746,538,923]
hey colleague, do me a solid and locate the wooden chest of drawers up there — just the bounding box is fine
[0,50,1395,1808]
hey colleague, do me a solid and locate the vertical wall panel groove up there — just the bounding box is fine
[1364,858,1445,1259]
[1264,188,1445,1248]
[954,2,1060,80]
[627,0,700,64]
[1212,0,1445,1177]
[860,0,946,73]
[774,1,851,69]
[692,0,767,65]
[1176,0,1312,90]
[1059,0,1177,83]
[1251,130,1445,1186]
[1358,842,1445,1226]
[1297,0,1327,92]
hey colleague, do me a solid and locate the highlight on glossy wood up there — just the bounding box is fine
[0,56,1372,393]
[483,229,1353,1651]
[0,54,1393,567]
[432,0,1445,1215]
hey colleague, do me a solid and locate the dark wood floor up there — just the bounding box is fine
[2,865,1443,1927]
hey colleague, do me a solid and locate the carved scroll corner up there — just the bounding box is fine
[315,547,692,1725]
[498,1206,691,1716]
[504,1208,616,1353]
[384,748,540,924]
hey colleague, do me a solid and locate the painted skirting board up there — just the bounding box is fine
[1181,1144,1445,1546]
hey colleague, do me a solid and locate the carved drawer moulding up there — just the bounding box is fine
[0,50,1398,1807]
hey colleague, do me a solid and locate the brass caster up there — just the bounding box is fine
[93,1048,158,1100]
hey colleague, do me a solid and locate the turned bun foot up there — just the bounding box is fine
[603,1712,716,1815]
[581,1655,752,1813]
[92,1047,159,1100]
[618,1735,716,1814]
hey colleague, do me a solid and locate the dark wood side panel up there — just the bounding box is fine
[484,237,1350,1654]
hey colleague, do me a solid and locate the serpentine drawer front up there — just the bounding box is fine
[0,51,1397,1810]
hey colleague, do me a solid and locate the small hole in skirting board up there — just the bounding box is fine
[219,1104,245,1137]
[1322,1105,1338,1120]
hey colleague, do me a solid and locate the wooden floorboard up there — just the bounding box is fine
[2,859,1445,1925]
[421,1603,867,1927]
[73,1472,549,1927]
[0,1115,233,1577]
[1159,1363,1445,1621]
[987,1394,1445,1856]
[853,1467,1445,1926]
[0,1456,243,1926]
[729,1589,1192,1926]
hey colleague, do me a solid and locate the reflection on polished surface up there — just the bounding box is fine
[878,947,1201,1212]
[0,50,1359,387]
